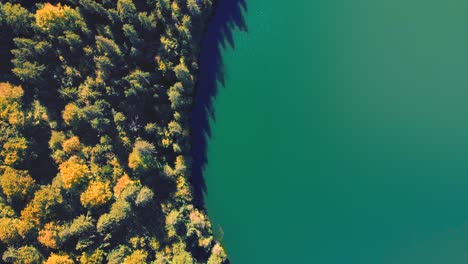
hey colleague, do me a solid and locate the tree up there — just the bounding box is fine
[168,82,186,109]
[171,242,195,264]
[44,254,74,264]
[62,103,81,126]
[79,0,107,18]
[95,35,122,59]
[207,243,228,264]
[0,83,23,104]
[96,199,131,234]
[80,180,112,208]
[60,215,94,239]
[1,137,28,166]
[0,167,35,201]
[3,245,43,264]
[173,57,192,85]
[80,249,105,264]
[187,0,201,16]
[0,217,20,244]
[38,222,63,249]
[128,140,156,171]
[35,3,67,31]
[117,0,137,22]
[113,174,134,198]
[62,136,81,154]
[0,83,25,126]
[123,24,140,46]
[20,185,63,226]
[59,156,89,189]
[123,70,151,97]
[123,250,147,264]
[0,3,33,35]
[107,245,131,264]
[35,3,87,34]
[135,186,154,207]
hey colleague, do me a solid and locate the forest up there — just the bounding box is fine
[0,0,227,263]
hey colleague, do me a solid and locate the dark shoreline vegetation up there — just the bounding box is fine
[0,0,233,263]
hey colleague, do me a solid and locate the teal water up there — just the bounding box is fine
[203,0,468,263]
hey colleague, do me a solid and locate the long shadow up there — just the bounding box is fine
[191,0,248,208]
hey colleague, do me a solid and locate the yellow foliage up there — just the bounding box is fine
[156,56,166,72]
[127,151,140,170]
[189,209,207,229]
[161,137,171,147]
[37,222,61,249]
[123,250,148,264]
[1,137,28,166]
[171,1,180,20]
[59,156,89,189]
[174,155,187,174]
[207,243,228,264]
[113,174,134,198]
[171,242,194,264]
[0,83,25,126]
[7,106,25,126]
[62,103,80,126]
[80,180,112,208]
[20,188,64,233]
[128,140,156,171]
[44,254,74,264]
[17,219,34,238]
[29,100,49,125]
[110,157,124,179]
[0,167,35,200]
[175,176,191,201]
[62,136,81,154]
[129,236,146,248]
[35,3,70,31]
[80,249,105,264]
[0,82,24,101]
[0,217,20,243]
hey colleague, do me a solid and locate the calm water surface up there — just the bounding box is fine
[203,0,468,263]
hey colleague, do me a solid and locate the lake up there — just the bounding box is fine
[199,0,468,263]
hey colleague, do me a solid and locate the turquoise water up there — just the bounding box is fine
[203,0,468,263]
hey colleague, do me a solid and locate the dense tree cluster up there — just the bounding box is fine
[0,0,227,263]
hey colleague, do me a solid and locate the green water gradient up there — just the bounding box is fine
[204,0,468,263]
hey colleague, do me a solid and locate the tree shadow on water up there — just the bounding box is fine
[191,0,248,208]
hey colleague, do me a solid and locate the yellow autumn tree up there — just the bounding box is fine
[59,155,89,189]
[35,3,68,31]
[1,137,28,166]
[80,249,105,264]
[62,136,81,154]
[20,185,63,227]
[80,180,112,208]
[113,174,134,198]
[0,167,35,200]
[37,222,62,249]
[123,250,147,264]
[62,102,81,126]
[44,254,74,264]
[0,82,25,126]
[0,217,20,243]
